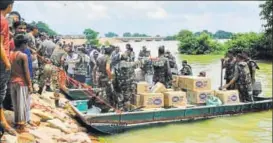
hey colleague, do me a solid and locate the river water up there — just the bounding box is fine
[102,41,272,143]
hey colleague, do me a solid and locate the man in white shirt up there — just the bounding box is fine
[65,48,80,78]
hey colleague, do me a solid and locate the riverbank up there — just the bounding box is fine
[2,91,100,143]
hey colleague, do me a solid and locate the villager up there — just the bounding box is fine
[180,60,192,76]
[125,44,135,62]
[0,0,17,136]
[10,33,33,133]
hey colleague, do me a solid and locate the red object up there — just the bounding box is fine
[0,14,10,59]
[9,39,15,51]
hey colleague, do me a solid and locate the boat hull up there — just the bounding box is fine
[70,97,273,134]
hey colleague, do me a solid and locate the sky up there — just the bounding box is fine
[13,1,265,37]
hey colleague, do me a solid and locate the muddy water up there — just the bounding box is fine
[102,41,272,143]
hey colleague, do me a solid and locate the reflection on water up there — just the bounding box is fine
[104,41,272,143]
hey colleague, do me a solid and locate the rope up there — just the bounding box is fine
[35,53,122,113]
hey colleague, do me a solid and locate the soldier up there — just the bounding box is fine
[138,46,150,60]
[74,46,90,83]
[221,53,253,102]
[125,44,135,62]
[93,48,113,112]
[221,50,236,90]
[114,54,139,111]
[242,52,259,84]
[110,46,120,72]
[140,56,154,88]
[180,60,192,76]
[153,46,172,87]
[164,50,178,75]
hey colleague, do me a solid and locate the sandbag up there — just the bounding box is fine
[205,95,222,106]
[47,119,71,134]
[18,133,36,143]
[31,109,54,121]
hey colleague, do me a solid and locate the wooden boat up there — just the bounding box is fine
[69,96,272,134]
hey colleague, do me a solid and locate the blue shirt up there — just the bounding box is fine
[23,48,33,79]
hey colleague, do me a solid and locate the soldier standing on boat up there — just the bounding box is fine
[140,55,154,88]
[221,50,236,90]
[221,53,254,102]
[180,60,192,76]
[138,46,150,60]
[93,48,113,112]
[114,54,140,111]
[74,46,90,84]
[153,46,172,87]
[164,49,178,75]
[110,46,120,72]
[242,52,259,84]
[125,44,135,62]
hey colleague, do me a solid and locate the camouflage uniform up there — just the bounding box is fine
[180,65,192,76]
[74,52,90,83]
[234,62,253,102]
[164,53,178,75]
[114,60,138,110]
[246,59,259,84]
[140,57,154,87]
[138,50,150,60]
[153,55,172,87]
[223,58,236,90]
[93,55,113,112]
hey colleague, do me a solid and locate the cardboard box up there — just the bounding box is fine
[184,76,211,91]
[133,95,141,107]
[150,82,167,93]
[167,88,174,92]
[187,90,214,104]
[215,90,240,104]
[164,91,187,107]
[137,82,149,94]
[140,93,164,108]
[178,76,188,89]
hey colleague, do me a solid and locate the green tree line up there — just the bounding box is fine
[29,21,58,36]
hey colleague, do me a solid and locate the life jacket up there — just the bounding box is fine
[237,62,252,85]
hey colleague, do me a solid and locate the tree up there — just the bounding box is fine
[213,30,233,39]
[30,21,57,36]
[164,35,176,41]
[105,32,118,38]
[123,32,132,37]
[83,28,99,45]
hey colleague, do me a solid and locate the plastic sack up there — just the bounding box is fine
[206,94,222,106]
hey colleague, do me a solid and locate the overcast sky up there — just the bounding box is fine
[13,1,265,37]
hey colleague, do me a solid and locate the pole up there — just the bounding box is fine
[220,60,223,88]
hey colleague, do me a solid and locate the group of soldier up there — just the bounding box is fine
[220,50,260,102]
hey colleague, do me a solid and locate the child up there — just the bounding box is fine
[10,34,33,133]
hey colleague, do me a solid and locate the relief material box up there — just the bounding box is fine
[150,82,167,93]
[184,76,211,91]
[178,76,189,89]
[139,93,164,108]
[163,91,187,107]
[187,90,214,104]
[214,90,240,104]
[133,94,141,107]
[137,82,149,94]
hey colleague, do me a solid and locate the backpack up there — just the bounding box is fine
[237,62,252,85]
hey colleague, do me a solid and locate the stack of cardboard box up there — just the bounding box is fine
[135,82,187,108]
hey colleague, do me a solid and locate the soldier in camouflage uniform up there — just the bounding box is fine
[222,54,253,102]
[140,56,154,88]
[74,46,90,84]
[242,52,259,84]
[222,50,236,90]
[114,54,140,111]
[180,60,192,76]
[125,44,135,62]
[164,50,178,75]
[153,46,172,87]
[93,48,113,112]
[138,46,150,60]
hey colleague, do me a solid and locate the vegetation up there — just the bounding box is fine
[105,32,118,38]
[83,28,99,46]
[122,32,150,37]
[30,21,57,36]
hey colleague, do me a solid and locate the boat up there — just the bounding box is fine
[69,96,272,134]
